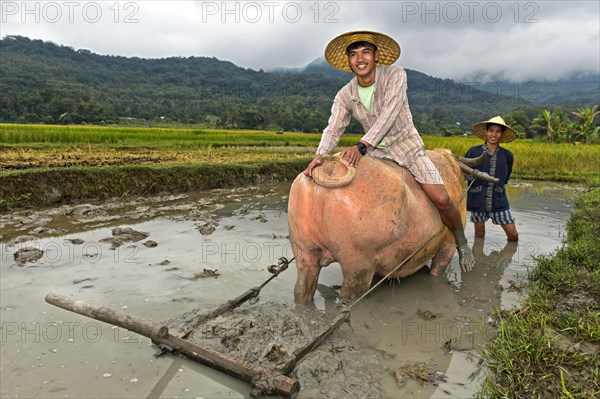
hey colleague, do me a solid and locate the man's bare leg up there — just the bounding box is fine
[474,221,486,238]
[501,223,519,241]
[421,184,475,273]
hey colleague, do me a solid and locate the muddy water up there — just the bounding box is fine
[0,181,581,398]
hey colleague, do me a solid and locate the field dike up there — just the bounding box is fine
[0,160,308,210]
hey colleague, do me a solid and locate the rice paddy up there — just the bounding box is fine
[1,124,599,186]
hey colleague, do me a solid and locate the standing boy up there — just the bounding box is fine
[465,116,519,241]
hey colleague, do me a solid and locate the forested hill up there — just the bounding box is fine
[1,35,527,133]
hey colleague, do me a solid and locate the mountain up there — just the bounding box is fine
[459,75,599,107]
[0,35,534,134]
[294,57,540,132]
[304,58,599,105]
[499,75,599,106]
[296,57,353,80]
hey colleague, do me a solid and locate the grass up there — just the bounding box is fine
[477,188,600,398]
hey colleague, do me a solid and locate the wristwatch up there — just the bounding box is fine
[355,141,367,156]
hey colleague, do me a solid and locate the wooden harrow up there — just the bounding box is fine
[45,257,350,397]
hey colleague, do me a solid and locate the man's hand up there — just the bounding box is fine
[303,155,323,177]
[340,144,363,167]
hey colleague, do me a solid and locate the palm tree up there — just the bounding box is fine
[540,110,563,142]
[571,105,600,143]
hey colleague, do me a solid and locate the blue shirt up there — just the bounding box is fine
[464,144,514,212]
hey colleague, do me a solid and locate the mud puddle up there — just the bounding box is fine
[0,181,581,398]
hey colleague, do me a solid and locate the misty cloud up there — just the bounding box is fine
[1,0,598,82]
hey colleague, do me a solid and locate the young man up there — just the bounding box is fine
[303,30,475,273]
[465,116,519,241]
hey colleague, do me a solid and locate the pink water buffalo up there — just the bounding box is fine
[288,150,468,302]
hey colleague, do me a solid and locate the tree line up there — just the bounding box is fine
[1,35,598,140]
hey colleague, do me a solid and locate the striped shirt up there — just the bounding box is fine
[316,66,428,168]
[483,144,497,212]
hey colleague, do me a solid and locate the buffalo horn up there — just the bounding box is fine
[455,151,486,167]
[457,161,500,184]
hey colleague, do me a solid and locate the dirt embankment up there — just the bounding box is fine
[0,160,308,210]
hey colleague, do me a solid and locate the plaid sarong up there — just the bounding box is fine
[470,209,516,225]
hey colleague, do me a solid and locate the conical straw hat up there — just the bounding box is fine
[472,116,517,143]
[324,30,400,72]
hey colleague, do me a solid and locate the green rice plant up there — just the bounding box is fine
[2,124,599,185]
[0,124,324,147]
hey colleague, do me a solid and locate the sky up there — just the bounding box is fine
[1,0,599,82]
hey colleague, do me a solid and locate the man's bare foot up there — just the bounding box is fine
[457,244,475,272]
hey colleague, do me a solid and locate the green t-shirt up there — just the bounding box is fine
[357,83,375,113]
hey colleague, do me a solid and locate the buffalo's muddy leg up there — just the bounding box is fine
[429,242,456,277]
[429,264,446,277]
[429,247,456,277]
[339,262,375,299]
[293,247,323,303]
